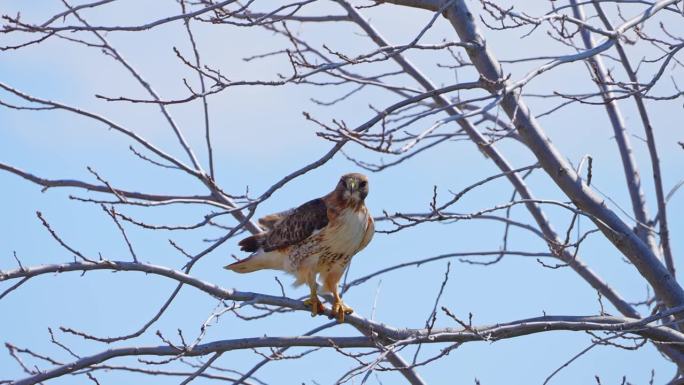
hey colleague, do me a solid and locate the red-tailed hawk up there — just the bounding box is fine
[225,173,374,322]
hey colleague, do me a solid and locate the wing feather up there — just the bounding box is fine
[258,209,294,230]
[262,198,329,251]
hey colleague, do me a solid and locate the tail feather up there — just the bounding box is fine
[224,250,285,273]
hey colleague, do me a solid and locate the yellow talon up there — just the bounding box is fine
[303,286,325,317]
[303,297,325,316]
[331,298,354,323]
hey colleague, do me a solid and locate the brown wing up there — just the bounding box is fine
[258,209,294,230]
[262,198,329,252]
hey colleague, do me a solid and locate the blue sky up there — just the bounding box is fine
[1,0,683,384]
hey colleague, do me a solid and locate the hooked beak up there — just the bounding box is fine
[347,179,358,192]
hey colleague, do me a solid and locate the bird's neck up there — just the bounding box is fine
[325,189,364,212]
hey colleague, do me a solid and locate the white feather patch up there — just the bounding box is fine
[324,208,369,255]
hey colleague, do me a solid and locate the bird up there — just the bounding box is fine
[225,173,374,323]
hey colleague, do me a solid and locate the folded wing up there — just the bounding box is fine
[261,198,329,251]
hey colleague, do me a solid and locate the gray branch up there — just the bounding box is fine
[4,260,684,385]
[436,0,684,308]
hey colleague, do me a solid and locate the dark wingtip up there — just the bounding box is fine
[238,235,260,252]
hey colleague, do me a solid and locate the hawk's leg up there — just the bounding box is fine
[331,287,353,323]
[303,281,325,317]
[322,270,353,322]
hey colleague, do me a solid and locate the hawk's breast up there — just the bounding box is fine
[323,207,370,257]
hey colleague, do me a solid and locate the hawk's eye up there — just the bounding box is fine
[359,181,367,188]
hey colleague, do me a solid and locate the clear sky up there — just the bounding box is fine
[1,0,683,384]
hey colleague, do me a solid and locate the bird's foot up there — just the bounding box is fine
[331,299,354,323]
[303,296,326,317]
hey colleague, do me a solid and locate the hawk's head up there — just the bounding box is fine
[337,173,369,202]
